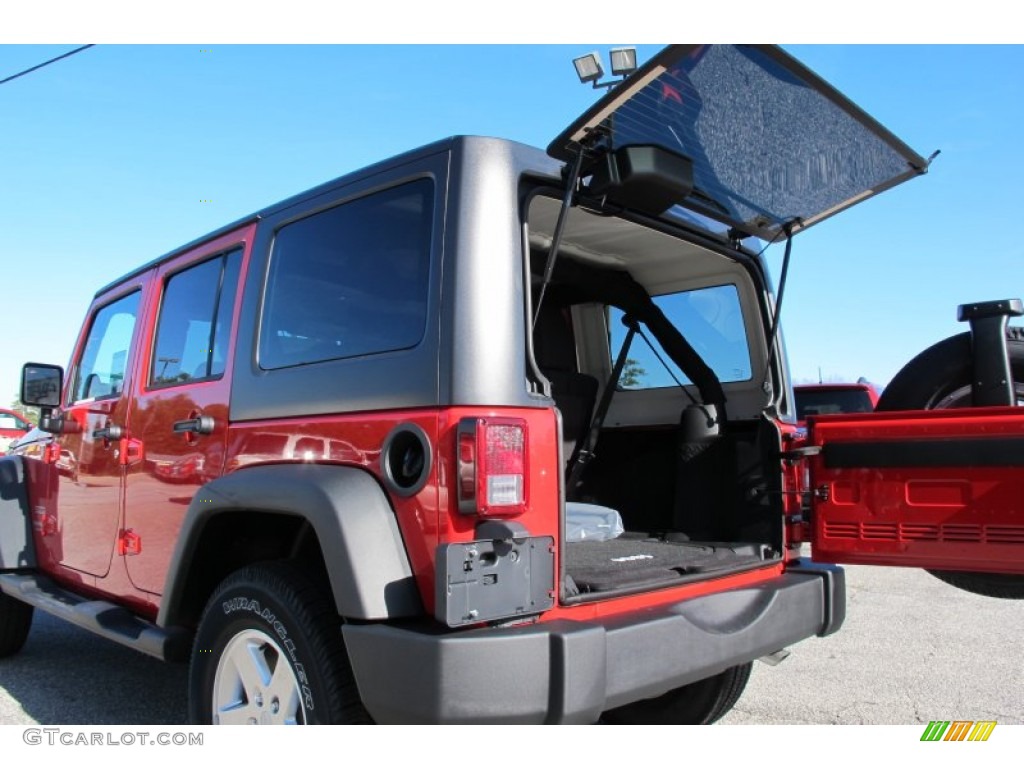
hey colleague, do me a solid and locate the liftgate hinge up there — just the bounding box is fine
[781,445,821,463]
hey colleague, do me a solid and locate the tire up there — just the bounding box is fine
[876,327,1024,412]
[0,592,33,658]
[601,662,752,724]
[188,561,371,724]
[926,570,1024,599]
[877,327,1024,599]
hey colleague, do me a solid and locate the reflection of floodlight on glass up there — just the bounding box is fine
[573,52,604,84]
[609,47,637,77]
[573,47,638,90]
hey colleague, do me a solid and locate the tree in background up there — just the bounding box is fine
[620,359,647,388]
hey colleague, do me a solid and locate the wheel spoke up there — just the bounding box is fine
[238,638,274,693]
[215,701,260,725]
[267,657,302,722]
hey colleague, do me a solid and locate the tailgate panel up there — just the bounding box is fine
[809,408,1024,574]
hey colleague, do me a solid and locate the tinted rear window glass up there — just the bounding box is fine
[795,389,875,420]
[260,179,433,370]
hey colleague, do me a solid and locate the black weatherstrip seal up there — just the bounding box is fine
[823,436,1024,469]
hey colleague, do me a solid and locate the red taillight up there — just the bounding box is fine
[456,417,528,517]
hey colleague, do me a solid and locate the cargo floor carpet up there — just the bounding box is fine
[565,536,768,594]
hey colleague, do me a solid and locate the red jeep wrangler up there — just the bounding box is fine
[1,45,1022,725]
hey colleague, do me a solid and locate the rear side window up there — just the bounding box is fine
[609,284,751,389]
[260,179,433,370]
[150,249,242,388]
[795,389,874,419]
[72,291,141,402]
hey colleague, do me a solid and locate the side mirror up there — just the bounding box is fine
[22,363,65,434]
[21,362,63,409]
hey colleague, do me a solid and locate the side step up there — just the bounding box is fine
[0,572,192,662]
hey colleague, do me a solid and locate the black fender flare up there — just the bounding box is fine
[158,464,422,627]
[0,456,36,570]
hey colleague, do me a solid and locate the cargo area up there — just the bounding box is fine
[560,419,783,597]
[527,195,784,600]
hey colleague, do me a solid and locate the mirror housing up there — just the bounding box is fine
[21,363,63,408]
[21,363,64,433]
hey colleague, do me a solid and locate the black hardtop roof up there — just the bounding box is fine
[95,136,558,298]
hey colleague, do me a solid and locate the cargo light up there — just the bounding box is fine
[573,47,638,90]
[456,417,528,517]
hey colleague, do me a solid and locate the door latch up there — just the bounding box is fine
[172,415,215,435]
[92,423,124,441]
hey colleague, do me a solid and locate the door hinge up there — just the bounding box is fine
[781,445,822,463]
[117,529,142,556]
[119,437,144,466]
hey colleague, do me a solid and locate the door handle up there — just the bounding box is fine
[173,416,215,435]
[92,424,124,440]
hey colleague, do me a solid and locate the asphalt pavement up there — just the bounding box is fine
[720,562,1023,725]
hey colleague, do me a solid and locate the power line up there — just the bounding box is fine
[0,44,95,87]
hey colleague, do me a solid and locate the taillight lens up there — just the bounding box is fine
[456,417,528,517]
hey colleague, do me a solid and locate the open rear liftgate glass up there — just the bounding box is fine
[808,408,1024,574]
[547,45,930,241]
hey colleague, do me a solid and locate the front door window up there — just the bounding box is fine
[72,292,141,403]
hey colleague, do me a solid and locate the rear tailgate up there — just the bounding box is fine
[807,407,1024,574]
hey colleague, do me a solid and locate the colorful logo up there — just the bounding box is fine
[920,721,996,742]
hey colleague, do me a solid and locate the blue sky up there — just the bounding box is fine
[2,41,1023,403]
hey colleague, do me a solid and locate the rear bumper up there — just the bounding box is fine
[343,561,845,724]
